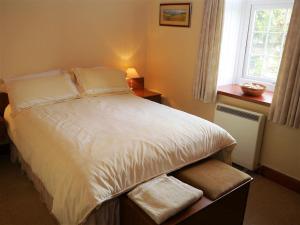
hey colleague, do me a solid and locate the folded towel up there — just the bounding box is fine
[127,175,203,224]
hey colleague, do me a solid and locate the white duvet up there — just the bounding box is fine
[5,93,235,225]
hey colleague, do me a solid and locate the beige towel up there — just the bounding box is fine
[127,175,203,224]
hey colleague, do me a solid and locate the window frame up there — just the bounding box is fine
[234,0,293,91]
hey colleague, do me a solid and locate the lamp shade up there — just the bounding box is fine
[126,68,140,78]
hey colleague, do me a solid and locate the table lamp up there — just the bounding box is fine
[126,68,140,89]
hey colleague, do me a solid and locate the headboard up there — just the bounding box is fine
[0,92,9,117]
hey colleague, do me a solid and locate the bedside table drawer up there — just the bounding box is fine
[133,89,162,104]
[144,95,161,103]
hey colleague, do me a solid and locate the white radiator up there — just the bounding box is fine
[214,103,265,170]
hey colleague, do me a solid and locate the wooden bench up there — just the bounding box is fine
[120,159,252,225]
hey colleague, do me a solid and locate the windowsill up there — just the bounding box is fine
[217,84,273,106]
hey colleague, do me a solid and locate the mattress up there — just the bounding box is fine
[4,93,236,225]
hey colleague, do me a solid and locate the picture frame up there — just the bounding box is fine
[159,3,192,27]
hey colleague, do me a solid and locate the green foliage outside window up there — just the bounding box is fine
[246,7,292,82]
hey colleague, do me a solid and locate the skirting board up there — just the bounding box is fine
[257,166,300,194]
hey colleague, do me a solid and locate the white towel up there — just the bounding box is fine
[127,175,203,224]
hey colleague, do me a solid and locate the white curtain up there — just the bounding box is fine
[193,0,224,103]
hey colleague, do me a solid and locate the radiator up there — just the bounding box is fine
[214,103,265,170]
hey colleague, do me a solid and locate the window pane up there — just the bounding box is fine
[284,9,292,32]
[244,5,292,83]
[254,10,270,32]
[267,33,284,57]
[270,9,287,32]
[263,56,281,80]
[252,32,267,55]
[249,56,264,77]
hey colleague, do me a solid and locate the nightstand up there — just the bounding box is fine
[0,92,9,154]
[0,116,9,154]
[127,77,162,103]
[133,89,162,104]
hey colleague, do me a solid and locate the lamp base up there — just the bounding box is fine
[126,77,144,90]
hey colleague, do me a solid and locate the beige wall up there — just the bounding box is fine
[146,0,300,180]
[146,0,216,121]
[0,0,149,77]
[0,3,4,77]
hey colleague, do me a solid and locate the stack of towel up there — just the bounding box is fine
[127,175,203,224]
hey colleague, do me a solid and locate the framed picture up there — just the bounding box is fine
[159,3,192,27]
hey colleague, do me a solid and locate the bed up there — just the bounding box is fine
[2,68,236,225]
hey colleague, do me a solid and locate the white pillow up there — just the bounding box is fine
[4,69,62,82]
[5,72,80,113]
[72,67,130,96]
[1,69,62,93]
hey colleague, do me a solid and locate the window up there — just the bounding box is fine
[218,0,294,91]
[237,0,293,90]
